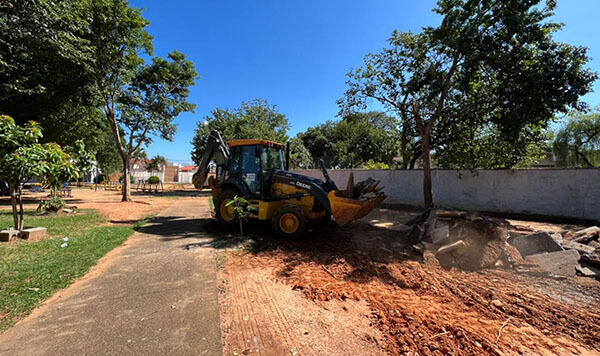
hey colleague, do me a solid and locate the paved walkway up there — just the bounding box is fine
[0,197,222,356]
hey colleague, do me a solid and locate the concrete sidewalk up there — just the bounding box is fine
[0,197,222,356]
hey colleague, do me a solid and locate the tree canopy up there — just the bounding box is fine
[0,0,92,123]
[553,111,600,167]
[146,155,168,172]
[191,99,290,164]
[339,0,596,207]
[298,111,400,169]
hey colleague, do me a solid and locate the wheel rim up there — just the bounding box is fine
[220,199,235,221]
[279,213,299,234]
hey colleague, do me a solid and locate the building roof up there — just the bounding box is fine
[180,165,197,172]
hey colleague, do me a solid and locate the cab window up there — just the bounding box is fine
[262,147,284,171]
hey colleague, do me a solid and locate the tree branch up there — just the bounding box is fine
[429,53,462,133]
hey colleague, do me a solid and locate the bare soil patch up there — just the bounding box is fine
[0,187,205,223]
[218,208,600,355]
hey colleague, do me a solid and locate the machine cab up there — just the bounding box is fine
[226,139,284,197]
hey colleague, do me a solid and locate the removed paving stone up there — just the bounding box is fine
[570,226,600,243]
[508,231,563,258]
[525,250,580,277]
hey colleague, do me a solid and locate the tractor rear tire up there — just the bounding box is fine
[214,188,241,227]
[272,204,308,239]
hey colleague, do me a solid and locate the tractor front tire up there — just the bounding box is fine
[272,204,308,239]
[214,189,241,227]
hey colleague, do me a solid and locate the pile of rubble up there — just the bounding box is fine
[408,209,600,280]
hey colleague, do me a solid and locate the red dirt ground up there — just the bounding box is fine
[218,208,600,356]
[0,187,192,223]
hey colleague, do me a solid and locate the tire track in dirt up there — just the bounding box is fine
[256,275,319,356]
[226,268,309,355]
[229,269,264,355]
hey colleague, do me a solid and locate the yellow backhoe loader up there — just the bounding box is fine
[193,131,385,238]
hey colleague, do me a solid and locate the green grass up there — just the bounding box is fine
[0,209,105,237]
[0,210,137,332]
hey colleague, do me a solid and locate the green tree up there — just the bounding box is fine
[66,139,96,186]
[288,137,313,169]
[95,135,122,177]
[0,1,119,164]
[297,121,338,168]
[0,116,76,230]
[191,99,290,163]
[42,143,79,196]
[298,112,401,169]
[553,111,600,167]
[146,155,167,172]
[0,0,92,124]
[84,0,198,201]
[339,0,596,207]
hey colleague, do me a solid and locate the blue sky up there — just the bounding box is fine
[130,0,600,165]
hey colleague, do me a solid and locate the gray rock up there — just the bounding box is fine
[525,250,580,277]
[508,231,563,258]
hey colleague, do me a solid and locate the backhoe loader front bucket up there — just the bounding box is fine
[328,190,386,227]
[327,173,386,226]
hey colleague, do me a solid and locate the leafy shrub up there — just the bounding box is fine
[147,176,161,184]
[362,160,390,170]
[37,196,66,213]
[225,195,258,236]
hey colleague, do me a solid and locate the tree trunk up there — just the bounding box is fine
[103,108,131,202]
[421,132,434,208]
[9,182,18,230]
[18,185,24,230]
[122,158,131,202]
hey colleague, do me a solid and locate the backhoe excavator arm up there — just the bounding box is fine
[192,130,230,189]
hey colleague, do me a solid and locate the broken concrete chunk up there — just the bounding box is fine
[588,241,600,250]
[572,226,600,243]
[508,230,531,240]
[574,226,599,237]
[562,240,596,255]
[551,233,563,244]
[580,254,600,269]
[436,240,466,256]
[431,224,451,245]
[576,263,600,279]
[435,210,467,219]
[525,250,580,277]
[508,231,563,258]
[435,240,466,269]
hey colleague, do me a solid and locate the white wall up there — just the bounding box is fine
[178,171,196,184]
[131,171,165,183]
[294,169,600,221]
